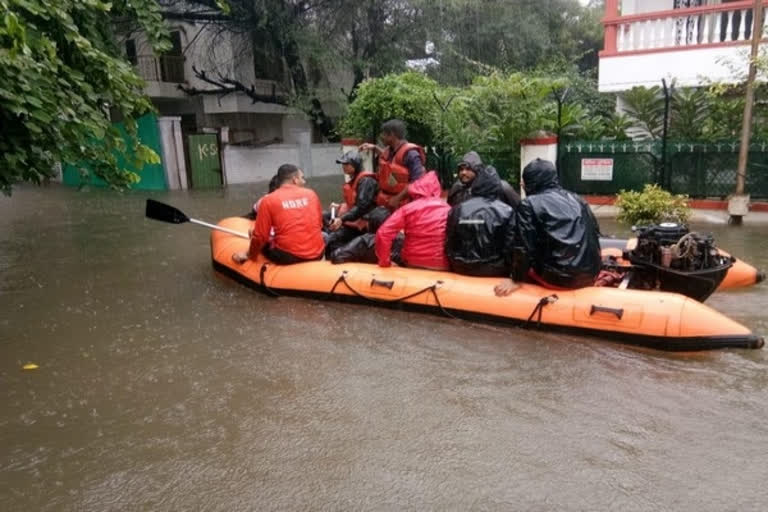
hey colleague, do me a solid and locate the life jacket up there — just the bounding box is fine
[342,171,376,209]
[376,142,426,208]
[339,171,375,231]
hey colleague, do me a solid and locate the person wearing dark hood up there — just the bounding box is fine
[445,166,515,277]
[446,151,521,209]
[329,206,403,264]
[359,119,426,210]
[375,171,451,270]
[324,150,378,256]
[494,158,601,295]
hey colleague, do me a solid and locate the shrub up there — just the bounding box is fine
[615,184,691,226]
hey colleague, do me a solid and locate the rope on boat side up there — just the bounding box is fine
[329,271,459,319]
[526,294,559,328]
[259,263,281,297]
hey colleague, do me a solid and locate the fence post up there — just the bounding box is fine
[157,116,188,190]
[661,78,673,189]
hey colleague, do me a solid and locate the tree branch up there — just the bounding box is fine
[177,66,288,105]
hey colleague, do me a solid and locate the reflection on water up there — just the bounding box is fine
[1,180,768,511]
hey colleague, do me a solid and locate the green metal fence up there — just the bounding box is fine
[559,139,768,199]
[63,113,166,190]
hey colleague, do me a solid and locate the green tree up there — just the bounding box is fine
[621,86,666,140]
[339,72,443,145]
[418,0,604,85]
[0,0,170,194]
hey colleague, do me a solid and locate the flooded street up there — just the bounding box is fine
[2,180,768,511]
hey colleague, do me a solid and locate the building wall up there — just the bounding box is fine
[223,143,341,184]
[622,0,674,15]
[199,112,285,145]
[599,44,756,91]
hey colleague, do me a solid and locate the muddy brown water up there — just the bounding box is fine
[2,179,768,511]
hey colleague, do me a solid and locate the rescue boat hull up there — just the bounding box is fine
[213,218,763,352]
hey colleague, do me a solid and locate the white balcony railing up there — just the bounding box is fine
[603,1,768,56]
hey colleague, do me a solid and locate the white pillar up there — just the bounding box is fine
[520,131,558,198]
[157,116,188,190]
[295,129,313,178]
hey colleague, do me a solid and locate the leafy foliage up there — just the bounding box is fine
[339,72,442,145]
[621,86,666,140]
[417,0,604,85]
[440,73,556,158]
[669,88,710,139]
[341,68,618,177]
[0,0,168,194]
[615,184,691,226]
[602,112,633,140]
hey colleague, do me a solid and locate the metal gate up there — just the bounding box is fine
[187,134,222,188]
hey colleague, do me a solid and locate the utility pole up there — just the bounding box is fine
[731,0,765,224]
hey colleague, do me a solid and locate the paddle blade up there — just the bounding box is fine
[145,199,190,224]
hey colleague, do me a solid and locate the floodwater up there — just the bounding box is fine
[2,179,768,511]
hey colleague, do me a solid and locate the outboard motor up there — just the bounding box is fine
[624,223,734,301]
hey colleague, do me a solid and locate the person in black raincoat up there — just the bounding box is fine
[445,165,515,277]
[494,158,601,295]
[324,151,378,257]
[446,151,521,209]
[329,206,403,264]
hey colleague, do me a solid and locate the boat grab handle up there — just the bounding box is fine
[371,278,395,289]
[590,305,624,319]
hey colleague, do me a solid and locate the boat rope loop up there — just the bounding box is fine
[259,263,281,297]
[526,294,559,328]
[329,271,459,319]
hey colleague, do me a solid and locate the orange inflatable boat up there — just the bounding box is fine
[212,217,763,352]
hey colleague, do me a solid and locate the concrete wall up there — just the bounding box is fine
[223,143,342,184]
[599,44,754,91]
[200,112,285,145]
[621,0,674,16]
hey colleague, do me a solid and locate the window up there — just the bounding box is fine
[125,39,137,65]
[168,31,182,56]
[160,31,185,83]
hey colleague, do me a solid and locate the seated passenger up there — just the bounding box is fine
[495,159,601,295]
[445,166,514,277]
[243,175,279,220]
[232,164,324,265]
[375,171,451,270]
[329,206,403,264]
[447,151,520,208]
[324,150,378,257]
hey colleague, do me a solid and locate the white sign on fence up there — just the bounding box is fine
[581,158,614,181]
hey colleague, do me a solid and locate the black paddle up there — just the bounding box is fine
[145,199,249,239]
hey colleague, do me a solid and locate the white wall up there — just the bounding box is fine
[622,0,675,15]
[224,143,342,184]
[599,44,755,91]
